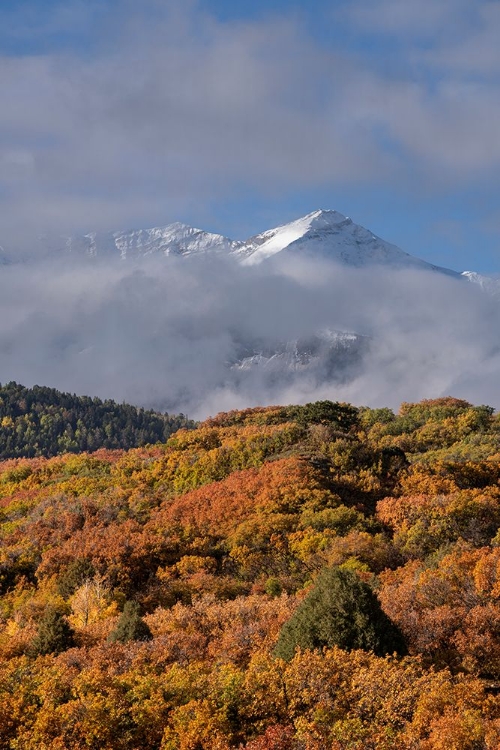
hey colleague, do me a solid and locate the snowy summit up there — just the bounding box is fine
[0,209,481,283]
[234,210,457,273]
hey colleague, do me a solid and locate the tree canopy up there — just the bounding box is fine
[0,381,195,458]
[0,395,499,748]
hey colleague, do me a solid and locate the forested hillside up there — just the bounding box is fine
[1,397,500,748]
[0,382,195,458]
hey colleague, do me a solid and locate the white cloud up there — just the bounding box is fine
[0,0,499,247]
[1,4,383,244]
[0,254,498,417]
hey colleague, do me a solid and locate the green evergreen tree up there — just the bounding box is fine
[108,601,152,643]
[274,566,406,661]
[31,605,75,656]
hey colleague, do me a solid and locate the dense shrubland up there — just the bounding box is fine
[1,396,500,747]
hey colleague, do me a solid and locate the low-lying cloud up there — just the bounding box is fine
[0,255,498,418]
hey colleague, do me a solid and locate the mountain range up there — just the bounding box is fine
[0,208,487,283]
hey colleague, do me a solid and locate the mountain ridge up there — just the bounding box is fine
[0,209,471,279]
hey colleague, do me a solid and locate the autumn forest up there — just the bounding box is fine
[2,395,500,748]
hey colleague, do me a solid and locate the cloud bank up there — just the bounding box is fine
[0,255,498,418]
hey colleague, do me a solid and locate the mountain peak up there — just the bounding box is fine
[306,208,348,222]
[236,209,353,265]
[304,208,355,231]
[236,209,461,275]
[236,208,389,266]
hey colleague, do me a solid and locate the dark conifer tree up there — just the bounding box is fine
[108,601,152,643]
[274,566,406,661]
[31,606,75,656]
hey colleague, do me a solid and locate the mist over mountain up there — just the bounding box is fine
[0,210,499,418]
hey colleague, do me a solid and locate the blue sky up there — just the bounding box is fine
[1,0,500,272]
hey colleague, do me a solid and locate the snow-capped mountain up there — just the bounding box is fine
[234,210,458,275]
[0,209,463,277]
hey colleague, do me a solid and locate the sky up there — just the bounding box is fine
[1,0,500,272]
